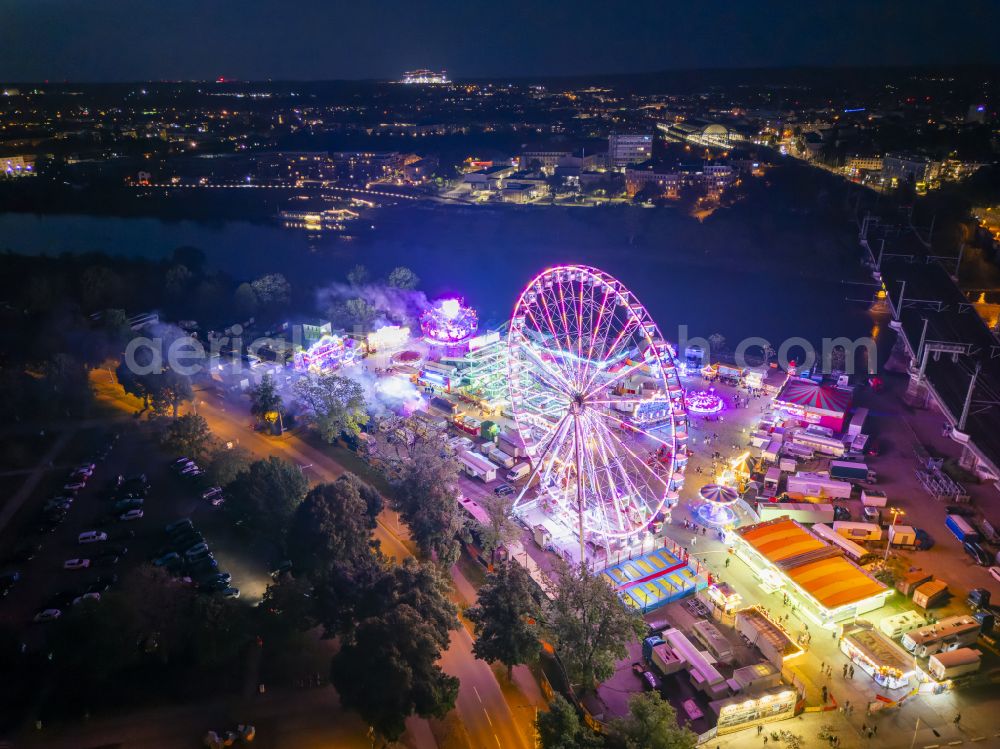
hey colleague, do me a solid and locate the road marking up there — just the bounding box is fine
[494,734,502,749]
[473,685,483,703]
[484,709,493,727]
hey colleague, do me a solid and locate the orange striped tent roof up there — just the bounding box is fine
[738,519,887,609]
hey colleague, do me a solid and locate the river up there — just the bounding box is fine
[0,203,881,360]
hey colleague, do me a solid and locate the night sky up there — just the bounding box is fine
[2,0,998,81]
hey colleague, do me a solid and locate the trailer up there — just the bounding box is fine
[790,430,846,457]
[811,523,873,563]
[786,472,852,500]
[457,450,497,483]
[912,580,949,610]
[847,407,868,438]
[497,431,528,459]
[896,570,934,597]
[756,502,835,525]
[861,489,887,507]
[902,616,981,657]
[879,611,927,639]
[829,460,874,482]
[763,467,781,494]
[762,439,782,462]
[888,524,917,548]
[487,448,515,469]
[832,521,882,542]
[928,648,982,681]
[945,514,980,543]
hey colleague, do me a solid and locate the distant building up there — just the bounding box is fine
[462,164,516,194]
[520,146,573,175]
[1,154,35,177]
[625,162,681,198]
[844,155,882,177]
[882,153,940,188]
[401,70,449,84]
[608,131,653,169]
[330,151,406,183]
[403,156,439,183]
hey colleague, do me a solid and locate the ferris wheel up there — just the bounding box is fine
[507,265,689,551]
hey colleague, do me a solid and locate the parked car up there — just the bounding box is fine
[64,558,91,570]
[964,541,991,566]
[119,509,144,522]
[201,487,223,501]
[165,518,193,534]
[184,543,210,558]
[221,587,240,599]
[153,551,181,567]
[863,506,881,523]
[632,662,659,691]
[0,571,21,596]
[113,498,144,513]
[833,506,851,522]
[72,592,101,605]
[63,481,87,493]
[33,608,62,623]
[989,567,1000,584]
[865,438,882,457]
[78,531,108,544]
[493,483,515,497]
[914,528,934,550]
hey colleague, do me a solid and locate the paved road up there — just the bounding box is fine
[90,373,539,749]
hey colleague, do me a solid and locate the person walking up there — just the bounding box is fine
[953,714,961,726]
[843,664,848,678]
[758,725,763,736]
[849,665,855,679]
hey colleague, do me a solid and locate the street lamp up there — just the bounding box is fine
[883,507,905,563]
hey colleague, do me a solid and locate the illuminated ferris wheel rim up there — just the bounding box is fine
[505,264,689,542]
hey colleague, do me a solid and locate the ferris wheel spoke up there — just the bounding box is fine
[514,329,577,396]
[581,354,651,402]
[591,413,669,492]
[579,315,640,396]
[525,300,581,391]
[575,416,616,543]
[579,282,614,392]
[554,281,585,388]
[582,411,632,536]
[513,412,571,509]
[590,407,678,452]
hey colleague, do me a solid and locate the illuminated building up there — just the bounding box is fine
[731,518,891,628]
[1,155,35,177]
[293,334,359,373]
[400,70,450,84]
[279,207,359,231]
[608,131,653,168]
[773,377,852,432]
[454,330,509,410]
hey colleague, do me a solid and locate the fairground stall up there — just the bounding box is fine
[731,518,892,628]
[839,620,916,690]
[773,377,852,432]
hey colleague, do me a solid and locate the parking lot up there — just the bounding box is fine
[0,421,272,650]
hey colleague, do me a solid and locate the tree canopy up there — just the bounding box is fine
[547,560,645,690]
[389,440,465,565]
[466,560,542,679]
[160,413,212,459]
[386,266,420,290]
[536,694,603,749]
[227,456,309,540]
[293,371,369,443]
[605,692,697,749]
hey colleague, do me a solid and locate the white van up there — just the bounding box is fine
[78,531,108,544]
[507,463,531,482]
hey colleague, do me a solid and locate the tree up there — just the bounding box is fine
[258,574,317,636]
[233,282,259,317]
[466,561,542,679]
[251,273,291,307]
[387,266,420,290]
[161,413,212,459]
[249,372,283,429]
[347,264,370,287]
[344,297,377,332]
[227,457,309,539]
[536,694,603,749]
[605,692,696,749]
[164,264,193,297]
[479,493,520,564]
[547,560,645,691]
[390,440,465,565]
[707,333,726,361]
[286,477,380,576]
[293,371,369,443]
[149,368,193,417]
[80,266,124,310]
[205,443,253,487]
[330,603,459,743]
